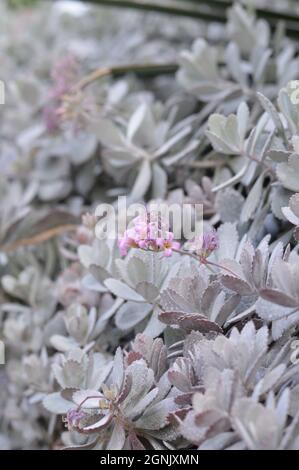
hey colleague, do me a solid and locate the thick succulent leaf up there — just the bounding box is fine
[104,278,145,302]
[115,301,152,330]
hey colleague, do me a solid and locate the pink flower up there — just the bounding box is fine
[118,211,180,257]
[202,230,219,256]
[43,55,78,132]
[50,55,78,100]
[43,106,60,133]
[64,409,86,431]
[185,230,219,259]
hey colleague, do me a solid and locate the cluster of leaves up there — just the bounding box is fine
[1,0,299,451]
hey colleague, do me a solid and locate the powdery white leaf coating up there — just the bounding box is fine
[2,0,299,452]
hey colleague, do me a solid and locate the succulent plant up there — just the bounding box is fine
[2,0,299,452]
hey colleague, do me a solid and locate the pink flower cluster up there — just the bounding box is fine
[118,212,180,257]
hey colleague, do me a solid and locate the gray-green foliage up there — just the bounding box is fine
[1,0,299,451]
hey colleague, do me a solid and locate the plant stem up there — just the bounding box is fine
[82,0,225,22]
[74,63,178,90]
[173,248,238,277]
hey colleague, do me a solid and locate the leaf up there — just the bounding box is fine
[277,154,299,192]
[290,193,299,218]
[104,278,145,302]
[225,43,247,88]
[135,281,160,302]
[178,314,223,334]
[216,188,244,223]
[135,397,176,430]
[259,289,298,308]
[217,223,239,260]
[111,347,125,390]
[128,388,158,421]
[257,92,285,137]
[129,159,152,202]
[69,132,97,165]
[152,163,167,199]
[93,118,124,148]
[221,275,253,296]
[107,421,126,450]
[240,174,264,223]
[115,301,152,330]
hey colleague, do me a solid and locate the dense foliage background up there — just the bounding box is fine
[1,0,299,450]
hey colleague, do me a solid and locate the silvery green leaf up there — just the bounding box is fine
[122,361,154,415]
[115,301,152,330]
[227,4,270,54]
[111,347,124,390]
[93,118,125,148]
[129,159,151,202]
[254,364,286,397]
[278,86,299,135]
[225,42,247,87]
[50,335,78,352]
[38,179,72,201]
[216,188,244,223]
[290,385,299,417]
[252,47,272,84]
[104,278,145,302]
[162,138,199,166]
[257,92,285,137]
[81,273,106,293]
[240,173,265,223]
[134,397,176,430]
[52,354,86,389]
[135,281,159,302]
[128,388,158,421]
[143,308,166,338]
[216,222,239,260]
[289,193,299,219]
[232,399,273,449]
[152,163,167,199]
[127,103,156,146]
[271,186,293,221]
[69,133,97,165]
[277,154,299,192]
[107,421,126,450]
[245,113,268,157]
[207,103,248,156]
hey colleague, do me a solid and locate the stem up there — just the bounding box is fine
[247,153,276,178]
[74,63,178,91]
[212,161,250,193]
[77,395,103,411]
[180,159,225,169]
[173,248,238,277]
[82,0,225,22]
